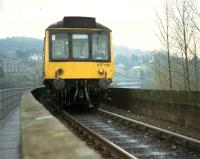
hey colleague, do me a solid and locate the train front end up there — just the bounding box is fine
[43,17,114,108]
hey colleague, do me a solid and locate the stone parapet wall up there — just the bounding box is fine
[104,88,200,131]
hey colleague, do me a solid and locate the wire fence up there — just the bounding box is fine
[0,88,30,121]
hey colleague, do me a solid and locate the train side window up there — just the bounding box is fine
[92,32,108,60]
[51,33,69,60]
[72,34,89,60]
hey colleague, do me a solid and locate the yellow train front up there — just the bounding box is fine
[43,17,114,108]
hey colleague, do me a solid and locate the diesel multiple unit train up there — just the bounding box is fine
[43,17,114,108]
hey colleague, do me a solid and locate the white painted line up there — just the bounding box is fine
[35,115,53,120]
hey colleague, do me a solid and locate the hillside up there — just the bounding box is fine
[0,37,43,54]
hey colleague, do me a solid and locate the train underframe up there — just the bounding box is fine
[43,78,111,108]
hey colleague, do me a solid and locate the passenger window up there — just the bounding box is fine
[92,32,108,60]
[52,33,69,60]
[72,34,89,59]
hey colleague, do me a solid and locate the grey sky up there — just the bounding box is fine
[0,0,165,50]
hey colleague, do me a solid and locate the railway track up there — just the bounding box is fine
[45,104,200,159]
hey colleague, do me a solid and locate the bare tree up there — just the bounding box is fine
[171,0,196,90]
[156,0,173,90]
[189,0,200,32]
[192,37,198,90]
[189,1,200,90]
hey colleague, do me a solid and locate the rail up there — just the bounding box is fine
[62,111,137,159]
[0,88,31,121]
[44,103,138,159]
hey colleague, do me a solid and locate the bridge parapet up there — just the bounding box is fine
[104,88,200,132]
[0,88,30,121]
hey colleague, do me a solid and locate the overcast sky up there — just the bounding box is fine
[0,0,165,50]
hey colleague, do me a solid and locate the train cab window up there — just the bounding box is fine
[51,33,69,60]
[92,32,108,60]
[72,34,89,60]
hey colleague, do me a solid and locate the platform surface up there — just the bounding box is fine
[21,91,102,159]
[0,107,20,159]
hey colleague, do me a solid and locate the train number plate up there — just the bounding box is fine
[97,63,110,67]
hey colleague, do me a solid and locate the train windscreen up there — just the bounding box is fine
[51,33,69,60]
[50,31,109,61]
[92,32,109,60]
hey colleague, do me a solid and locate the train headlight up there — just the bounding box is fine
[53,78,65,90]
[98,68,104,75]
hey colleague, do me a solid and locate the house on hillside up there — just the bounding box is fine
[0,53,30,75]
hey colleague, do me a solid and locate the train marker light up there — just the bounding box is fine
[98,68,104,75]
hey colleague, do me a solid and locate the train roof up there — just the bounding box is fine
[47,16,111,31]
